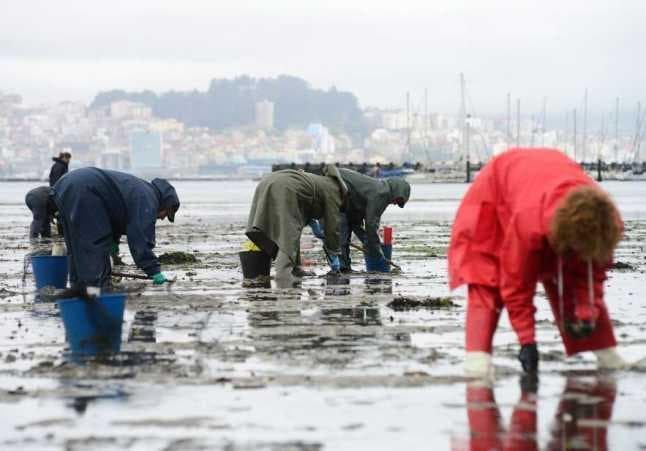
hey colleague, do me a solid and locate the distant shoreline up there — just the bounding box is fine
[2,176,645,184]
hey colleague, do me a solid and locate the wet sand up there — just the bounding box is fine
[1,181,646,450]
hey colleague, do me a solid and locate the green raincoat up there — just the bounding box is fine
[246,165,348,265]
[339,168,411,259]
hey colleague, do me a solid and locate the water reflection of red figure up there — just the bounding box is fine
[547,377,616,451]
[452,382,538,451]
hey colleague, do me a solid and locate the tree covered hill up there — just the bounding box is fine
[91,75,365,136]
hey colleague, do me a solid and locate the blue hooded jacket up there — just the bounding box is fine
[53,168,180,280]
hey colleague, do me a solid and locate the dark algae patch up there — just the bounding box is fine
[158,252,199,265]
[387,296,457,311]
[611,261,636,271]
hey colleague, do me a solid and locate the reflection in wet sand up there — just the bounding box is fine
[452,377,538,451]
[547,377,616,451]
[452,376,618,451]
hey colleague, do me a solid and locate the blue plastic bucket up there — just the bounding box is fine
[57,293,126,356]
[31,255,68,289]
[365,244,392,272]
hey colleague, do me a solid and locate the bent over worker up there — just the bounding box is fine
[25,186,57,239]
[448,148,624,377]
[52,168,180,291]
[337,168,410,272]
[246,165,348,283]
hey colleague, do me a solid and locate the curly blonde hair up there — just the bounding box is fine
[550,186,622,263]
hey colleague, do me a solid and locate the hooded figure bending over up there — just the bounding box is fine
[335,168,410,272]
[246,165,348,282]
[52,168,180,291]
[25,186,58,239]
[448,149,624,377]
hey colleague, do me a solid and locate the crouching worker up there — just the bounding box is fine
[448,148,625,378]
[52,168,180,293]
[25,186,58,239]
[246,165,348,284]
[336,168,410,272]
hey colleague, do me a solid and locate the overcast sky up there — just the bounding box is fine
[1,0,645,116]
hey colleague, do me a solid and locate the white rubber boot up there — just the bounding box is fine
[464,351,494,379]
[594,347,627,370]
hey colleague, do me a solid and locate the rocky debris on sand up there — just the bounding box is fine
[611,261,636,271]
[242,275,271,288]
[387,296,456,311]
[0,287,19,298]
[158,251,199,265]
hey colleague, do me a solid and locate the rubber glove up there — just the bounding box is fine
[518,343,539,373]
[329,255,341,272]
[152,273,167,285]
[309,220,325,240]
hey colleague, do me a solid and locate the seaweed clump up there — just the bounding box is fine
[387,296,456,311]
[158,252,199,265]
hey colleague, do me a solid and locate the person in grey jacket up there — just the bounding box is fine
[336,168,411,272]
[246,165,348,282]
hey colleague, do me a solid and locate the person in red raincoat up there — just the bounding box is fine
[448,148,625,376]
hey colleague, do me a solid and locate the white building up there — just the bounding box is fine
[306,123,335,156]
[255,100,274,130]
[110,101,152,120]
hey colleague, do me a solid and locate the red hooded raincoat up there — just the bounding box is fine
[448,149,617,355]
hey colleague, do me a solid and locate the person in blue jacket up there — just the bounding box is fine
[25,186,57,239]
[52,168,180,291]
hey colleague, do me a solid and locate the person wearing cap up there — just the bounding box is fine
[332,168,411,272]
[52,167,180,292]
[49,152,71,186]
[448,148,624,378]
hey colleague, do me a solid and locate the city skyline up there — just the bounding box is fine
[2,0,645,113]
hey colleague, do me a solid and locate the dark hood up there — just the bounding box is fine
[386,177,411,208]
[52,157,68,165]
[151,178,180,222]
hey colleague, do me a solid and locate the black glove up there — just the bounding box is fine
[519,373,539,394]
[565,320,595,339]
[518,343,539,373]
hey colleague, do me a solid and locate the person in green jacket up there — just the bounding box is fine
[246,165,348,283]
[336,168,411,272]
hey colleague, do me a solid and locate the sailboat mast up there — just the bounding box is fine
[583,88,588,161]
[516,98,520,147]
[635,101,643,165]
[506,92,511,145]
[406,91,411,159]
[614,97,620,163]
[542,97,547,147]
[573,108,578,161]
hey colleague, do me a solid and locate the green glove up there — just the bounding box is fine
[152,273,167,285]
[110,242,119,255]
